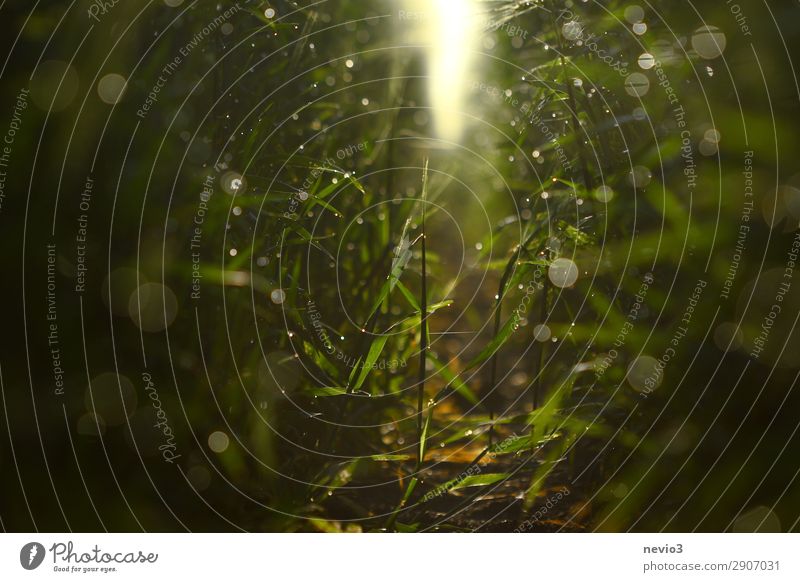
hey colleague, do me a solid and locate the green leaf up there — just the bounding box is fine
[308,196,342,217]
[382,299,454,334]
[394,280,421,312]
[369,454,412,462]
[489,431,561,456]
[347,172,366,194]
[348,334,389,392]
[385,476,419,530]
[449,472,509,491]
[300,341,339,377]
[362,227,414,325]
[308,386,348,397]
[521,373,579,509]
[418,410,432,462]
[523,445,569,511]
[465,312,519,371]
[427,353,478,405]
[346,356,363,387]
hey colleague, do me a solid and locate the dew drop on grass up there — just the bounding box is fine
[594,185,615,202]
[704,128,721,143]
[692,25,726,59]
[626,355,661,392]
[533,324,551,342]
[624,5,645,23]
[208,431,230,453]
[128,283,178,332]
[271,289,286,304]
[97,73,127,104]
[624,72,650,97]
[699,139,718,156]
[713,322,743,351]
[628,165,652,189]
[548,258,579,288]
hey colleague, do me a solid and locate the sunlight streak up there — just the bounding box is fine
[412,0,480,143]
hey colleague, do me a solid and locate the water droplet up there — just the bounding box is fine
[626,355,662,392]
[548,258,579,288]
[128,283,178,332]
[594,185,615,202]
[714,322,743,352]
[270,289,286,304]
[624,73,650,97]
[624,5,645,24]
[637,53,655,70]
[533,324,551,342]
[97,73,127,104]
[628,165,652,189]
[692,25,726,59]
[562,21,583,41]
[208,431,230,453]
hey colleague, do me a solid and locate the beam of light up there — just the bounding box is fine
[411,0,480,143]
